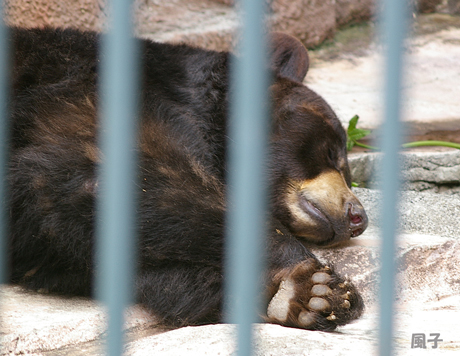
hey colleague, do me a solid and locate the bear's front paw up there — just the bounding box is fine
[266,260,363,331]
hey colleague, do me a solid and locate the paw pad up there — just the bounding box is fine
[311,284,332,296]
[311,271,331,284]
[308,297,331,312]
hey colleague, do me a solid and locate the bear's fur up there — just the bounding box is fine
[8,27,368,331]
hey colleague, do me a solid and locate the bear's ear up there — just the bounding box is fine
[269,32,309,83]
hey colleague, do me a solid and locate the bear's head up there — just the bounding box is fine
[268,33,368,246]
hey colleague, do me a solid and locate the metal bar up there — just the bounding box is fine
[0,8,9,287]
[96,0,139,355]
[226,0,269,355]
[378,0,411,355]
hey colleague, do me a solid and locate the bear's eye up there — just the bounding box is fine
[327,148,336,164]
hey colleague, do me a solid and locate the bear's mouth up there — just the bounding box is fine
[299,197,329,226]
[296,195,360,246]
[296,196,335,242]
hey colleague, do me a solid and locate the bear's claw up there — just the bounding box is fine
[266,260,363,331]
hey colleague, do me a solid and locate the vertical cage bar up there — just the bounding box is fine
[226,0,268,355]
[0,8,9,287]
[378,0,410,355]
[96,0,139,355]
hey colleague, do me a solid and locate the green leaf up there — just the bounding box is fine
[346,115,372,151]
[346,136,355,151]
[349,128,371,141]
[347,115,359,133]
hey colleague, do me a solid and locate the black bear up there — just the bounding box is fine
[7,27,368,331]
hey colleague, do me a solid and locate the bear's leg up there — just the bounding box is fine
[8,144,96,296]
[10,260,93,296]
[265,228,364,331]
[136,264,223,326]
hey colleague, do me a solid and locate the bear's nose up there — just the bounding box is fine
[347,202,368,238]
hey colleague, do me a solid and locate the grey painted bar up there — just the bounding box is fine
[0,9,9,287]
[225,0,269,355]
[378,0,411,355]
[96,1,139,355]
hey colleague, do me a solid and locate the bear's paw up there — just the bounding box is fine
[266,260,363,331]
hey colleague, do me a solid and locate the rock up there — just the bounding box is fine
[132,0,238,52]
[0,286,159,356]
[416,0,443,13]
[335,0,375,26]
[137,0,376,49]
[125,323,379,356]
[4,0,457,52]
[448,0,460,14]
[269,0,336,49]
[353,187,460,238]
[6,0,358,50]
[348,150,460,194]
[3,0,107,31]
[123,305,460,355]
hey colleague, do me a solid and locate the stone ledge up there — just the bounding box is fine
[349,150,460,194]
[353,187,460,238]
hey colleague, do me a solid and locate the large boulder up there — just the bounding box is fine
[3,0,444,51]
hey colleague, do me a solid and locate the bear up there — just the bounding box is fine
[7,27,368,331]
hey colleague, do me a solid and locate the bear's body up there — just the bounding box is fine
[8,27,367,330]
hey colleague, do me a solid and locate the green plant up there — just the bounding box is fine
[346,115,460,151]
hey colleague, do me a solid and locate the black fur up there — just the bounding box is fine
[7,27,366,329]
